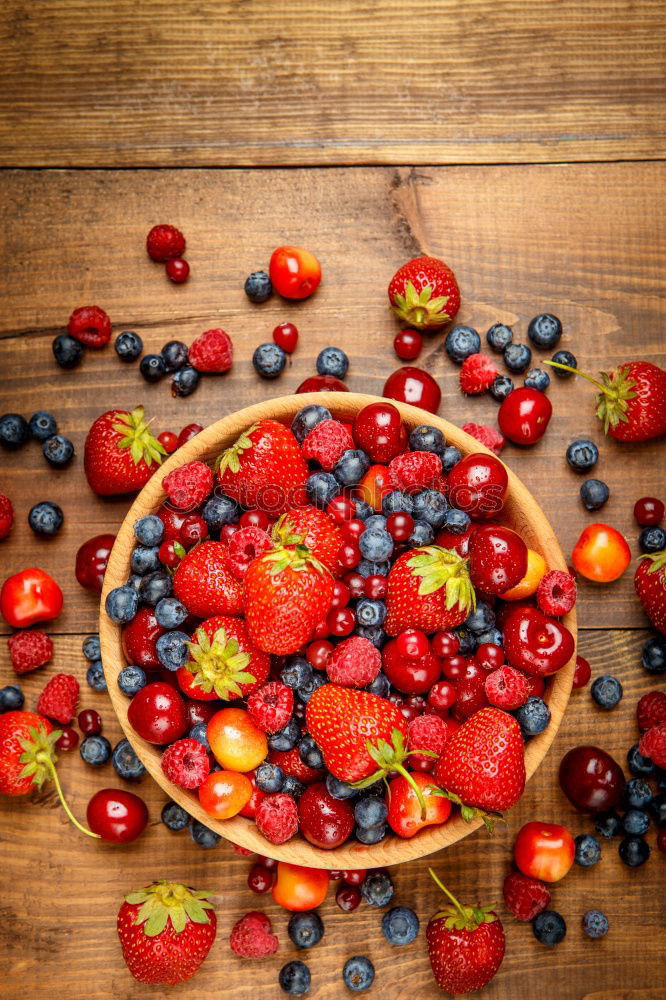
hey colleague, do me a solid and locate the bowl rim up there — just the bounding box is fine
[100,392,576,868]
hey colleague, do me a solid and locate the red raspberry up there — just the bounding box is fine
[0,494,14,539]
[325,636,381,687]
[255,793,299,844]
[637,691,666,732]
[503,872,551,921]
[160,738,210,789]
[248,682,294,734]
[268,748,325,784]
[229,911,279,958]
[37,673,79,724]
[459,353,499,394]
[302,420,354,471]
[162,460,213,511]
[639,723,666,768]
[226,527,273,579]
[485,666,530,710]
[230,842,255,857]
[461,422,505,456]
[67,305,111,348]
[8,630,53,674]
[189,328,233,373]
[146,224,186,262]
[407,713,452,770]
[388,451,442,493]
[536,570,577,616]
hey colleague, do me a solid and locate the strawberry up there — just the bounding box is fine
[546,359,666,442]
[385,546,475,636]
[37,673,79,725]
[388,256,460,330]
[8,630,53,674]
[426,869,505,995]
[183,615,270,700]
[243,544,334,655]
[117,881,216,985]
[272,506,343,574]
[84,406,166,495]
[173,541,243,618]
[268,748,325,784]
[216,420,307,517]
[634,550,666,634]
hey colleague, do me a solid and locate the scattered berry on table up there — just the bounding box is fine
[582,910,609,939]
[161,340,189,372]
[381,906,420,945]
[278,960,311,996]
[574,833,601,866]
[594,810,622,838]
[342,956,375,992]
[0,413,29,449]
[394,328,422,360]
[388,256,459,329]
[317,346,349,379]
[55,727,79,751]
[82,635,101,661]
[0,685,24,712]
[637,690,666,731]
[634,497,664,526]
[639,725,666,769]
[642,636,666,673]
[244,270,273,303]
[566,439,599,472]
[43,434,75,467]
[253,342,287,378]
[532,910,566,946]
[67,305,112,349]
[622,809,651,836]
[166,258,190,283]
[189,329,233,373]
[0,493,14,538]
[459,353,499,394]
[504,343,532,373]
[28,411,58,441]
[230,910,279,958]
[78,708,102,735]
[360,871,394,907]
[112,737,146,780]
[190,819,221,848]
[515,696,551,736]
[146,224,185,261]
[626,743,655,778]
[8,630,53,674]
[524,368,550,392]
[178,423,204,446]
[503,872,551,921]
[80,733,112,766]
[248,864,274,893]
[461,422,505,455]
[591,675,623,709]
[86,661,107,691]
[445,326,481,363]
[118,665,147,697]
[52,333,84,368]
[639,525,666,553]
[486,323,513,352]
[161,800,191,831]
[114,330,143,362]
[490,374,515,401]
[288,910,324,949]
[139,354,167,382]
[580,478,610,511]
[527,313,562,348]
[497,387,552,445]
[273,321,299,353]
[336,885,362,912]
[37,672,79,724]
[618,835,650,867]
[550,349,577,375]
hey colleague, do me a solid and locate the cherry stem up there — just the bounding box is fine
[36,753,100,840]
[392,761,428,819]
[543,360,606,393]
[428,868,467,921]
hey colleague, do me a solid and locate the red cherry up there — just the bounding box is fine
[166,258,190,283]
[327,496,356,524]
[156,503,196,541]
[448,453,508,522]
[633,496,664,526]
[475,642,505,671]
[337,541,361,570]
[122,607,167,669]
[220,524,239,543]
[441,654,469,681]
[399,704,419,722]
[248,864,274,893]
[240,509,270,531]
[468,525,528,594]
[180,514,208,547]
[344,572,366,599]
[572,655,592,689]
[177,423,204,448]
[331,580,351,609]
[452,672,489,721]
[431,631,460,658]
[353,402,406,463]
[341,519,366,542]
[55,726,79,751]
[396,629,430,659]
[258,855,279,870]
[306,640,334,670]
[238,772,267,819]
[364,574,388,599]
[184,699,219,728]
[525,674,546,698]
[503,606,575,677]
[157,430,179,453]
[498,387,553,445]
[327,606,355,637]
[78,709,102,735]
[158,540,180,568]
[558,745,626,813]
[269,245,321,300]
[341,868,366,886]
[336,885,362,911]
[75,533,116,594]
[297,374,348,393]
[383,366,441,414]
[298,782,354,849]
[383,638,442,694]
[273,321,299,353]
[394,329,423,361]
[387,512,414,542]
[514,821,575,883]
[427,680,457,711]
[127,682,188,744]
[86,788,149,844]
[434,524,476,557]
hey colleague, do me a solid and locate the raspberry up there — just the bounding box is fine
[302,420,354,471]
[536,570,577,616]
[8,630,53,674]
[0,493,14,539]
[639,723,666,768]
[146,224,186,262]
[248,682,294,734]
[461,422,505,456]
[388,451,442,493]
[255,793,299,844]
[230,842,255,857]
[485,666,530,710]
[459,353,499,395]
[503,872,551,921]
[189,328,233,373]
[162,460,213,511]
[229,911,279,958]
[67,305,112,349]
[637,691,666,732]
[326,636,381,687]
[36,673,79,724]
[268,748,325,784]
[407,713,451,770]
[160,737,210,789]
[226,527,273,579]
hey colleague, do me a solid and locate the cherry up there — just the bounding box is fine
[220,524,239,543]
[55,727,79,751]
[387,512,414,541]
[341,519,366,542]
[353,402,406,463]
[336,884,362,912]
[364,574,388,599]
[75,533,116,594]
[157,504,194,541]
[157,430,179,454]
[297,374,349,393]
[86,788,149,844]
[383,638,442,694]
[435,524,476,557]
[184,699,218,728]
[269,245,321,300]
[127,682,188,744]
[273,321,299,353]
[240,509,270,531]
[468,525,528,594]
[78,709,102,735]
[503,606,575,676]
[337,541,361,570]
[238,773,267,819]
[432,631,460,658]
[572,523,631,583]
[441,654,469,681]
[558,745,626,813]
[394,328,423,361]
[327,496,356,524]
[177,423,204,447]
[166,258,190,283]
[452,672,489,721]
[525,674,546,698]
[248,864,274,893]
[327,606,355,637]
[298,782,354,849]
[158,540,180,568]
[427,680,457,711]
[331,580,351,608]
[180,514,208,547]
[475,642,505,671]
[396,629,430,659]
[122,606,167,669]
[306,639,334,670]
[383,366,442,414]
[344,572,366,599]
[257,855,279,870]
[634,496,664,526]
[498,387,552,445]
[572,655,592,689]
[448,454,508,522]
[341,868,366,886]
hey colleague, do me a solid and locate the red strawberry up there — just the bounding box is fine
[173,541,243,618]
[385,546,476,636]
[268,748,325,784]
[216,420,307,517]
[426,870,505,995]
[272,506,343,574]
[181,615,270,700]
[84,406,166,495]
[243,544,334,655]
[8,630,53,674]
[388,257,460,330]
[634,550,666,633]
[117,881,216,985]
[37,673,79,725]
[189,328,233,373]
[459,353,499,395]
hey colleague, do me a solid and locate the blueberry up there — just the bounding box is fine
[114,330,143,362]
[353,499,374,521]
[623,778,652,810]
[171,366,200,397]
[86,660,107,691]
[550,350,577,375]
[381,906,420,946]
[627,743,655,777]
[355,822,388,844]
[296,672,327,704]
[111,737,146,780]
[282,775,306,799]
[382,491,415,516]
[582,909,609,939]
[618,836,650,867]
[156,630,190,671]
[28,501,64,536]
[366,671,390,698]
[440,446,462,472]
[334,449,371,487]
[279,960,311,996]
[486,322,513,352]
[445,325,481,363]
[139,570,173,605]
[253,342,287,378]
[52,333,84,369]
[281,657,313,690]
[28,411,58,441]
[160,339,189,371]
[639,525,666,553]
[189,723,210,749]
[361,871,394,907]
[648,792,666,825]
[490,375,514,401]
[291,404,332,443]
[0,684,24,712]
[131,544,161,575]
[594,810,622,838]
[406,520,433,548]
[465,602,495,634]
[441,507,471,535]
[161,800,191,831]
[139,354,167,382]
[408,425,446,455]
[316,346,349,379]
[356,598,386,627]
[244,270,272,303]
[190,820,221,848]
[42,434,75,467]
[256,762,285,793]
[268,718,301,751]
[474,626,503,647]
[580,479,610,511]
[591,674,622,709]
[504,343,532,372]
[574,833,601,866]
[642,636,666,673]
[515,696,551,736]
[155,597,188,628]
[342,956,375,992]
[203,494,240,532]
[354,797,388,829]
[524,368,550,392]
[355,624,387,649]
[528,313,563,348]
[134,515,164,546]
[288,911,324,949]
[622,809,650,836]
[80,734,111,766]
[532,910,566,946]
[326,774,358,800]
[412,489,448,529]
[306,471,340,508]
[454,627,476,656]
[364,514,387,531]
[298,735,324,770]
[118,665,147,697]
[359,528,393,562]
[357,559,390,578]
[82,635,101,661]
[566,439,599,472]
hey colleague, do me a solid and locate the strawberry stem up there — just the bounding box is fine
[428,869,467,921]
[392,761,428,819]
[543,360,606,391]
[35,752,100,839]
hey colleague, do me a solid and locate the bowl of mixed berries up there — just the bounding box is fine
[100,392,577,867]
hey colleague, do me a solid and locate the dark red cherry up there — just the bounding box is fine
[382,639,442,694]
[298,782,355,849]
[86,788,149,844]
[498,387,552,445]
[75,533,116,593]
[468,525,528,594]
[127,682,188,744]
[122,606,167,669]
[353,402,406,463]
[297,374,349,393]
[394,329,423,361]
[503,606,575,677]
[558,745,626,813]
[383,366,442,414]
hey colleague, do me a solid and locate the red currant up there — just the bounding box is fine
[394,329,423,361]
[331,580,351,608]
[165,258,190,283]
[343,869,367,886]
[306,639,334,670]
[353,402,406,463]
[257,855,279,870]
[396,629,430,659]
[453,673,489,721]
[336,884,362,911]
[573,655,592,689]
[240,509,270,531]
[158,540,180,568]
[56,727,79,750]
[220,524,239,543]
[383,366,441,414]
[432,631,460,658]
[387,512,414,542]
[78,709,102,735]
[272,321,299,353]
[158,430,179,453]
[341,519,366,542]
[248,864,274,893]
[327,496,356,524]
[427,681,457,711]
[337,541,361,570]
[475,643,505,671]
[311,620,330,640]
[327,606,355,637]
[364,574,388,599]
[179,514,208,547]
[177,423,204,447]
[344,572,366,599]
[634,496,664,526]
[442,655,469,681]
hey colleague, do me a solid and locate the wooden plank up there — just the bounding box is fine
[1,628,663,998]
[0,1,665,167]
[0,165,664,631]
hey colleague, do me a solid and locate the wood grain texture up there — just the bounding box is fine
[1,0,666,167]
[1,628,663,999]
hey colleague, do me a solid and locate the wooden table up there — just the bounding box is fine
[1,3,665,998]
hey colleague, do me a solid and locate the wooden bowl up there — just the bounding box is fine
[101,393,576,868]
